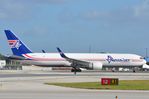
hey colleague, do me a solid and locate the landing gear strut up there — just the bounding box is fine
[71,67,81,75]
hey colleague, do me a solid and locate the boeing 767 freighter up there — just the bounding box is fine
[4,30,148,74]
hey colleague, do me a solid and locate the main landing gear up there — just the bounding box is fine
[71,67,82,75]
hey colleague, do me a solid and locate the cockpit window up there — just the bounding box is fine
[140,57,144,59]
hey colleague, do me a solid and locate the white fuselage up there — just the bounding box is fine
[21,53,146,68]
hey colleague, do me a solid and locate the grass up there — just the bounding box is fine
[46,80,149,90]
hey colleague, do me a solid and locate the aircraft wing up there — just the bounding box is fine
[57,47,90,67]
[5,55,27,60]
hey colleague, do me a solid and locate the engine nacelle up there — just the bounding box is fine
[89,62,103,70]
[143,64,149,69]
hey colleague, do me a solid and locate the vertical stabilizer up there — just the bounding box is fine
[4,30,32,56]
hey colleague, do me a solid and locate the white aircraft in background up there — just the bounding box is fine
[4,30,149,74]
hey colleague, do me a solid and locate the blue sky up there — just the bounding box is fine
[0,0,149,56]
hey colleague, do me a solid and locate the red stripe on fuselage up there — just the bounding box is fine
[23,54,33,59]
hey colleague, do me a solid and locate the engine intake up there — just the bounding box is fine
[89,62,103,70]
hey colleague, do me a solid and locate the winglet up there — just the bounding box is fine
[42,49,46,53]
[56,47,67,58]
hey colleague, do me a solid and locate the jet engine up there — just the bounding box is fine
[88,62,103,70]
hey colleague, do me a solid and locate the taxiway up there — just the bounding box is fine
[0,70,148,99]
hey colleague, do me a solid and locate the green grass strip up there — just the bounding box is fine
[46,80,149,90]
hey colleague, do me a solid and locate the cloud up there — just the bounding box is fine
[80,0,149,26]
[0,0,33,20]
[134,0,149,17]
[0,0,68,20]
[83,11,110,20]
[28,0,66,4]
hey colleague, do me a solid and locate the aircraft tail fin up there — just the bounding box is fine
[4,30,32,56]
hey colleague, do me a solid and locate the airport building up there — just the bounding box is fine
[0,54,21,70]
[4,59,22,70]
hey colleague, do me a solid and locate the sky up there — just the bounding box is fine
[0,0,149,56]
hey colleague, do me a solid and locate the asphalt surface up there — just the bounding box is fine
[0,70,148,99]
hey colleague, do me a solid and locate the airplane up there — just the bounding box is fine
[4,30,148,74]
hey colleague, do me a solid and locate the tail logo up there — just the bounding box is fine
[8,40,22,49]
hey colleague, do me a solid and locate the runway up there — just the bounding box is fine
[0,70,149,99]
[0,71,149,82]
